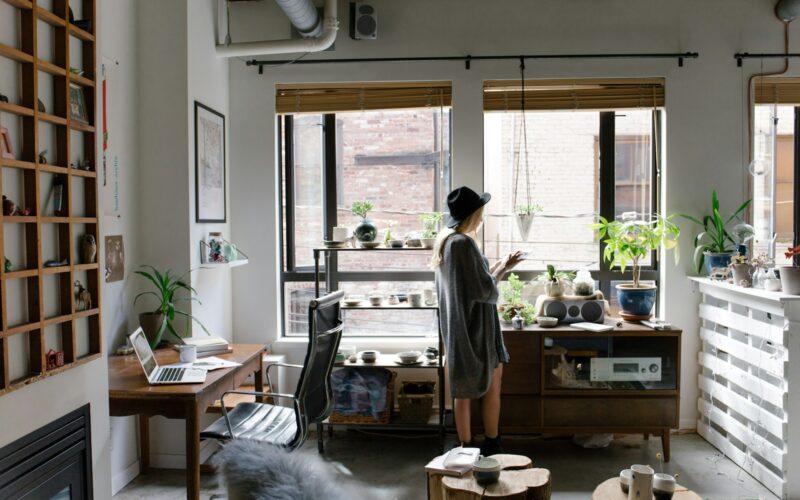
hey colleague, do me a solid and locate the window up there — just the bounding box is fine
[483,79,662,313]
[279,84,451,337]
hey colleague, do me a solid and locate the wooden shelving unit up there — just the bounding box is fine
[0,0,100,395]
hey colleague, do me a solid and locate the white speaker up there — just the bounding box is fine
[541,299,605,324]
[350,1,377,40]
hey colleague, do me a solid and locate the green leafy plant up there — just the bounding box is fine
[516,203,543,216]
[593,214,680,288]
[134,265,210,347]
[420,212,444,239]
[384,229,392,243]
[680,191,751,273]
[499,272,525,305]
[498,273,536,325]
[351,200,374,219]
[535,264,575,284]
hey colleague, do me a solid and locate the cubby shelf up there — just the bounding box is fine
[0,0,101,394]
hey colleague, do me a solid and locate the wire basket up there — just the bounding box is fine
[397,380,435,424]
[330,371,396,425]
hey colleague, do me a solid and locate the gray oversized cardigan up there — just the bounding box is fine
[435,233,509,399]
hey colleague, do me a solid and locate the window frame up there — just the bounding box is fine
[279,109,662,337]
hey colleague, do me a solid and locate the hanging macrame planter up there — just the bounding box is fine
[511,57,539,242]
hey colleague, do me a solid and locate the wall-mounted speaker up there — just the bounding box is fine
[541,299,605,324]
[350,1,377,40]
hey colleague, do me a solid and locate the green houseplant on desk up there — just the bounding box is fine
[593,214,680,320]
[134,265,210,348]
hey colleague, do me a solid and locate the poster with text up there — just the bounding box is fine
[101,58,121,216]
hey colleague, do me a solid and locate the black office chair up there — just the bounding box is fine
[200,290,344,451]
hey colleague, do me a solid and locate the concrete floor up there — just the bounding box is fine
[114,432,778,499]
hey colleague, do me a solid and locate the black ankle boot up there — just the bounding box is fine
[480,435,504,456]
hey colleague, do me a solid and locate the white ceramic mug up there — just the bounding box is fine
[408,291,423,307]
[423,287,436,305]
[178,345,197,363]
[332,226,349,242]
[628,464,654,500]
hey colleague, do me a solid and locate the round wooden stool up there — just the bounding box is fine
[592,478,702,500]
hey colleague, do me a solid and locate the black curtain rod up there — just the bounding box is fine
[248,51,699,74]
[735,52,800,67]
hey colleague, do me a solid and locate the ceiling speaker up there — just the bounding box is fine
[350,1,377,40]
[541,299,605,324]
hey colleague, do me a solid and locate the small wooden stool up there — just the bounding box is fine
[427,454,551,500]
[592,478,701,500]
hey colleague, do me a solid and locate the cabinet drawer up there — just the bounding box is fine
[542,397,677,428]
[503,332,540,361]
[502,363,540,395]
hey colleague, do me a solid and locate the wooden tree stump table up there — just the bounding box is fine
[592,478,702,500]
[427,454,551,500]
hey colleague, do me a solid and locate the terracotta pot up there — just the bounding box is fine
[139,312,165,347]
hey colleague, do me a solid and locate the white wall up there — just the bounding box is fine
[228,0,791,430]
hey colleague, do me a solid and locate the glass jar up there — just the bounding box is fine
[573,268,595,296]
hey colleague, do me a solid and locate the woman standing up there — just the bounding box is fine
[433,186,523,455]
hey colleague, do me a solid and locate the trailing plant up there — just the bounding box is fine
[134,265,210,348]
[351,200,374,219]
[535,264,575,284]
[419,212,444,239]
[499,272,525,305]
[593,214,680,288]
[516,203,543,216]
[680,191,751,273]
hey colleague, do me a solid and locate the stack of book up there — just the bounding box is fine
[178,337,232,357]
[425,447,480,477]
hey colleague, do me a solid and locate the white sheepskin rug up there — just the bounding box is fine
[213,439,391,500]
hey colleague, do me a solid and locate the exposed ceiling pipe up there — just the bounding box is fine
[217,0,339,58]
[776,0,800,22]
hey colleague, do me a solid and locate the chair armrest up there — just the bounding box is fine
[264,363,303,393]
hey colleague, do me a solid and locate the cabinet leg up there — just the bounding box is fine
[317,423,324,453]
[661,430,670,462]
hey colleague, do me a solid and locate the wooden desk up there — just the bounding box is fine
[108,344,266,500]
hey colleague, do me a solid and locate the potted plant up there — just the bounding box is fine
[351,200,377,243]
[535,264,575,298]
[781,246,800,294]
[729,253,753,288]
[594,214,680,319]
[515,203,542,241]
[681,191,751,275]
[498,273,536,325]
[419,212,444,248]
[134,265,210,348]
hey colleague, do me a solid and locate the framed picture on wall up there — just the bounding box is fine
[0,127,14,160]
[194,101,226,222]
[69,84,89,123]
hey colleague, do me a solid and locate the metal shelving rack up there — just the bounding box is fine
[312,246,446,452]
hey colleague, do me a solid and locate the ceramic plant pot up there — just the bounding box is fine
[703,251,733,276]
[731,263,753,287]
[354,218,377,242]
[139,312,165,347]
[616,283,656,318]
[780,266,800,295]
[545,280,564,298]
[516,213,535,241]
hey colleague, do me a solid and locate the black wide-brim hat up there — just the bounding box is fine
[445,186,491,228]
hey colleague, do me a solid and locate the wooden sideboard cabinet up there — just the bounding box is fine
[471,321,681,460]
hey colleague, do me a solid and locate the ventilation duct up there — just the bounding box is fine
[217,0,339,58]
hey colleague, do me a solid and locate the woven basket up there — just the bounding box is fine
[397,381,435,423]
[330,371,396,425]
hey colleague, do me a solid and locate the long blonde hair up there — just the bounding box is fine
[430,207,484,268]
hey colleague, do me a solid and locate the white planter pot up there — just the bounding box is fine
[515,213,535,241]
[545,281,564,298]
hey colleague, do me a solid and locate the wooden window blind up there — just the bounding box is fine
[276,82,452,113]
[483,78,665,111]
[754,77,800,105]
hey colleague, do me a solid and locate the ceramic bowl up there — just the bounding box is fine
[653,472,676,500]
[420,237,436,249]
[359,350,380,363]
[473,457,501,486]
[405,238,422,248]
[619,469,632,494]
[360,241,382,249]
[536,316,558,328]
[388,239,404,248]
[368,295,383,306]
[343,295,365,306]
[397,350,421,363]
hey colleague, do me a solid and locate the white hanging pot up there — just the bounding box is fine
[516,212,535,241]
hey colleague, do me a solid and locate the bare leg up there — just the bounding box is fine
[454,398,472,444]
[481,364,503,438]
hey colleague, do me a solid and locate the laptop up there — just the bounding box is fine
[129,327,207,384]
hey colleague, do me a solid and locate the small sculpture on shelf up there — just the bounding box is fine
[38,149,48,164]
[44,258,69,267]
[75,280,92,311]
[3,195,16,216]
[0,93,8,103]
[69,159,93,171]
[4,258,11,272]
[46,349,65,370]
[81,234,97,264]
[37,99,45,113]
